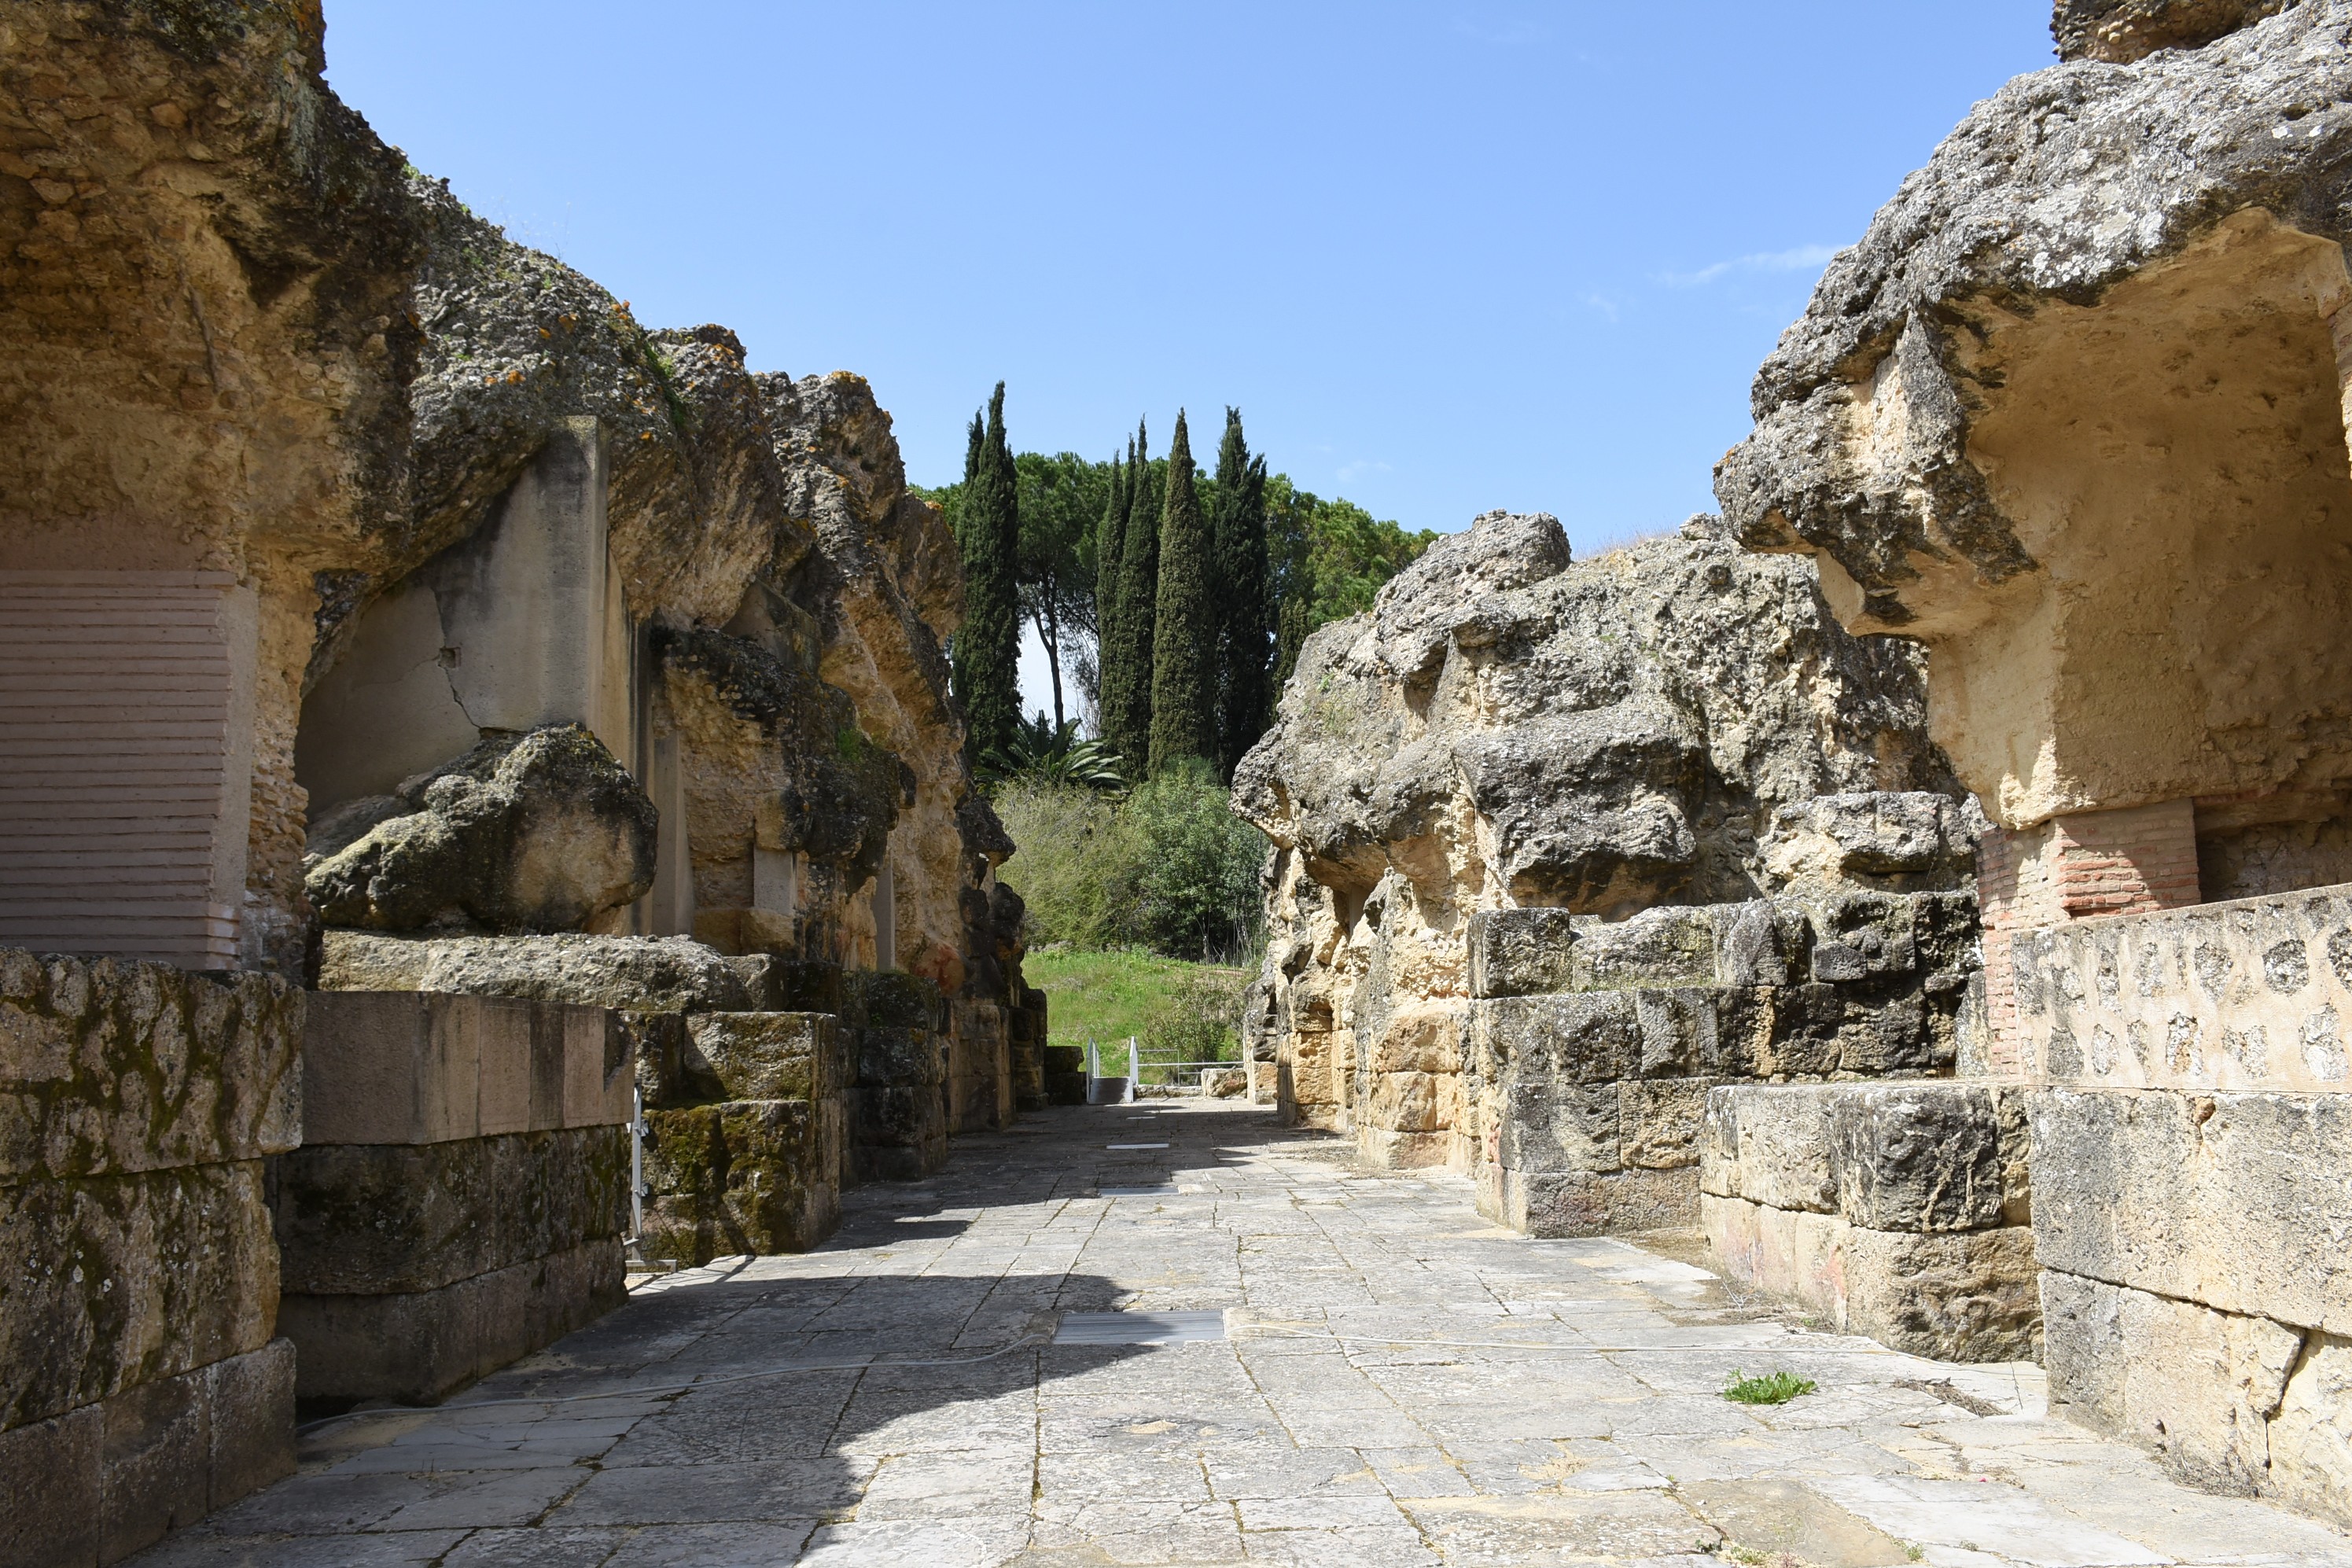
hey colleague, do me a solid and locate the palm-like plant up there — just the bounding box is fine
[982,712,1128,793]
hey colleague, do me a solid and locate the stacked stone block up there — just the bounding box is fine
[637,1008,848,1266]
[1044,1044,1088,1106]
[1011,984,1049,1112]
[1466,892,1975,1238]
[1701,1082,2037,1360]
[274,992,632,1406]
[845,970,949,1182]
[0,951,300,1566]
[2016,883,2352,1526]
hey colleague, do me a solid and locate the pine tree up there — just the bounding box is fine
[1210,407,1272,781]
[951,382,1021,764]
[1102,420,1158,772]
[1149,410,1215,775]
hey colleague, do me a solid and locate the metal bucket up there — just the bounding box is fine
[1086,1077,1129,1106]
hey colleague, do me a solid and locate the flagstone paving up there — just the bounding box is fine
[134,1101,2352,1566]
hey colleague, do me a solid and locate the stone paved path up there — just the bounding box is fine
[137,1102,2352,1566]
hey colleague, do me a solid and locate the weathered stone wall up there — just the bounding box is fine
[1237,510,1972,1204]
[1702,1082,2037,1361]
[1713,0,2352,1525]
[273,989,632,1405]
[0,951,301,1566]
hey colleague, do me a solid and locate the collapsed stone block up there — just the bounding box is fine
[306,725,657,936]
[1827,1082,2007,1232]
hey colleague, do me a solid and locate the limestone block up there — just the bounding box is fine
[641,1099,839,1263]
[0,1161,276,1430]
[1500,1082,1620,1175]
[1474,992,1641,1084]
[1700,1085,1836,1213]
[1708,900,1804,986]
[0,1403,100,1568]
[278,1238,623,1405]
[853,1086,947,1180]
[1364,1007,1463,1075]
[1839,1224,2039,1363]
[686,1011,837,1102]
[1833,990,1936,1076]
[2269,1331,2352,1529]
[1702,1193,1844,1316]
[0,951,301,1184]
[2030,1087,2352,1335]
[856,1025,944,1088]
[1466,907,1580,998]
[1809,893,1917,983]
[273,1126,625,1295]
[1496,1167,1695,1238]
[319,931,759,1014]
[1043,1044,1085,1076]
[303,988,622,1145]
[92,1340,295,1564]
[845,969,944,1032]
[1762,792,1965,882]
[1633,987,1761,1077]
[1756,982,1842,1077]
[1827,1082,2006,1232]
[1620,1078,1711,1169]
[2042,1268,2298,1496]
[1573,906,1717,992]
[628,1010,720,1110]
[306,725,657,936]
[204,1336,296,1516]
[1365,1070,1445,1135]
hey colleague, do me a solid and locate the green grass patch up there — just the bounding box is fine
[1721,1369,1816,1405]
[1021,948,1248,1084]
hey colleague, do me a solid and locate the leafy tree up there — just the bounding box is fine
[1149,411,1214,775]
[1012,451,1107,734]
[981,711,1128,793]
[1210,407,1272,780]
[949,383,1021,764]
[1101,421,1159,772]
[1265,475,1439,685]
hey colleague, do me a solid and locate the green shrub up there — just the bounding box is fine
[1141,967,1245,1071]
[1721,1369,1816,1405]
[995,763,1265,961]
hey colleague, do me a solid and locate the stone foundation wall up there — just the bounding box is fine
[276,991,631,1405]
[0,951,301,1566]
[1700,1082,2039,1361]
[1465,894,1977,1237]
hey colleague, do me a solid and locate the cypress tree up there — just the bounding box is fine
[1092,445,1130,743]
[1102,420,1158,771]
[951,382,1021,764]
[1148,410,1215,775]
[1210,407,1272,781]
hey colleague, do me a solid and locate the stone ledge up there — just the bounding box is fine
[278,1237,624,1405]
[1702,1081,2027,1233]
[0,1336,293,1568]
[1702,1193,2039,1362]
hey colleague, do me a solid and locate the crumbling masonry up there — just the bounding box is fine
[0,5,1043,1562]
[1242,0,2352,1534]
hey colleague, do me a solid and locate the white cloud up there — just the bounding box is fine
[1658,244,1839,289]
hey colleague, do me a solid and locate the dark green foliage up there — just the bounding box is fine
[1101,421,1159,774]
[1148,412,1214,776]
[981,712,1128,793]
[950,383,1021,764]
[992,763,1266,961]
[1265,476,1440,686]
[1210,408,1272,781]
[1092,449,1131,734]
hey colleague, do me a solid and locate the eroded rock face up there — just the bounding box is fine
[1714,0,2352,852]
[304,725,657,934]
[1236,510,1975,1205]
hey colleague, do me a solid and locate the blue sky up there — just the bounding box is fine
[321,2,2054,711]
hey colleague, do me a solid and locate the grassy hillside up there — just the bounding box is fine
[1021,948,1248,1081]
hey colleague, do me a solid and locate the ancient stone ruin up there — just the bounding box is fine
[0,5,1043,1559]
[1242,0,2352,1532]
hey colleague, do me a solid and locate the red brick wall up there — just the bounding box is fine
[1978,799,2199,1077]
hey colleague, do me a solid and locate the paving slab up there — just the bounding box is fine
[127,1102,2352,1566]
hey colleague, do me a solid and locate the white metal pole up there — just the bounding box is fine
[1127,1036,1139,1103]
[630,1084,644,1246]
